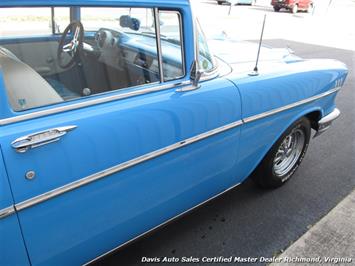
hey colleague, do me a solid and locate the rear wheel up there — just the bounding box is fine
[217,1,223,5]
[291,4,298,14]
[252,117,311,188]
[274,6,280,12]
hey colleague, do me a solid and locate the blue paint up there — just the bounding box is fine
[0,150,30,266]
[1,78,242,265]
[0,1,348,265]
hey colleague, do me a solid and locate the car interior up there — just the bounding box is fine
[0,7,184,111]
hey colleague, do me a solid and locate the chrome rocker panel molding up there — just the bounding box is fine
[0,86,341,221]
[83,181,242,266]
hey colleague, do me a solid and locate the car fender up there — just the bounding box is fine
[225,59,347,182]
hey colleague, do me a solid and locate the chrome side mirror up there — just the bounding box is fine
[176,60,202,92]
[190,60,202,88]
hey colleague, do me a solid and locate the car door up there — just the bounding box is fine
[0,5,243,266]
[1,77,242,266]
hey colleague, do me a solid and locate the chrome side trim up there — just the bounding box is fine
[11,87,341,211]
[0,81,190,126]
[15,119,243,212]
[243,87,341,124]
[83,181,242,265]
[0,205,16,219]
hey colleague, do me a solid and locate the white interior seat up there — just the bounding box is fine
[0,47,63,111]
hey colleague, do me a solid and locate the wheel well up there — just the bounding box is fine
[306,111,322,130]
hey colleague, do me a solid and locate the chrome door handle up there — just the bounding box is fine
[11,125,77,153]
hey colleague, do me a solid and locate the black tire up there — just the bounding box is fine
[274,6,280,12]
[251,117,311,188]
[217,1,223,5]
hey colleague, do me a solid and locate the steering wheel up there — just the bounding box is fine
[57,21,84,69]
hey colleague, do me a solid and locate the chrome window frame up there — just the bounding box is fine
[158,9,186,82]
[194,18,218,77]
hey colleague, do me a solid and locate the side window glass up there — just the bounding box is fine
[197,22,214,72]
[1,7,161,112]
[159,11,184,81]
[0,7,70,38]
[52,8,70,34]
[0,8,53,37]
[80,8,155,32]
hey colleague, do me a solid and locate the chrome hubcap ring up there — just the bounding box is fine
[273,128,305,177]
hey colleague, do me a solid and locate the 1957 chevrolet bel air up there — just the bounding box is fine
[0,0,348,265]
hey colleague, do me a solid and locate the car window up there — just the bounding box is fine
[159,11,184,81]
[80,7,155,33]
[52,7,71,34]
[196,21,215,72]
[0,6,165,112]
[0,7,69,37]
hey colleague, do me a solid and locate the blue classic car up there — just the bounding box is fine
[0,0,348,265]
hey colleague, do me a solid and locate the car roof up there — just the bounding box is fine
[0,0,190,8]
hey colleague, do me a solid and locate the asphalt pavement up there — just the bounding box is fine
[271,189,355,265]
[93,41,355,266]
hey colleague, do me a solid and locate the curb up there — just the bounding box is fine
[271,189,355,265]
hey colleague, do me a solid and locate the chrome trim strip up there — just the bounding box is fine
[243,87,341,124]
[83,181,242,265]
[15,119,243,212]
[0,205,16,219]
[0,81,190,126]
[11,87,341,211]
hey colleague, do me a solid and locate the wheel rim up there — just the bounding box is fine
[273,128,305,177]
[292,5,298,13]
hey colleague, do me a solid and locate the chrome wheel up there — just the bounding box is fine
[273,128,305,177]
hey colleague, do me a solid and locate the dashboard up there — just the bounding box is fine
[83,28,183,82]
